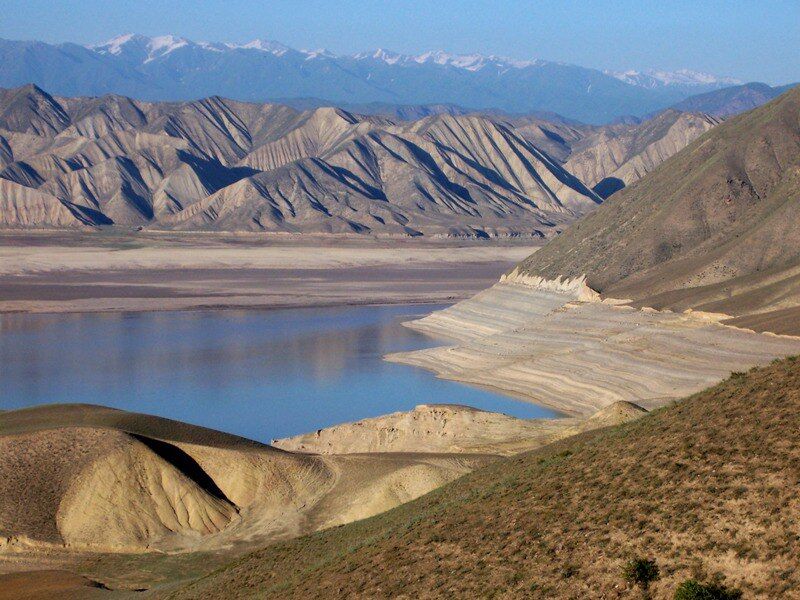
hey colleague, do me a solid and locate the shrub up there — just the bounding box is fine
[673,579,742,600]
[623,557,660,590]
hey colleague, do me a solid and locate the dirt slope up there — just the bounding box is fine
[517,85,800,326]
[169,356,800,599]
[0,404,491,553]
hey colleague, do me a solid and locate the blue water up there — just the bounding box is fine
[0,305,554,442]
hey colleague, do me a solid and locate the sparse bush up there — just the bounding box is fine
[673,579,742,599]
[729,371,746,380]
[561,563,578,579]
[623,557,660,591]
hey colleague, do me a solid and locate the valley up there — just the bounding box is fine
[0,9,799,598]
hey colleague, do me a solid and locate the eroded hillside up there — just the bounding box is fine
[169,356,800,599]
[0,85,719,236]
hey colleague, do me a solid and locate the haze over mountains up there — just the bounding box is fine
[0,34,760,124]
[0,84,727,235]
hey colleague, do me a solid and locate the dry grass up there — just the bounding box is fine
[168,356,800,599]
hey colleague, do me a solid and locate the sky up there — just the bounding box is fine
[0,0,798,84]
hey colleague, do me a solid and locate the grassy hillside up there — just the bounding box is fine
[516,85,800,331]
[170,356,800,599]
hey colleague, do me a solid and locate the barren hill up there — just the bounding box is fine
[563,109,720,198]
[0,85,720,237]
[170,356,800,599]
[0,404,490,553]
[517,85,800,331]
[0,85,601,236]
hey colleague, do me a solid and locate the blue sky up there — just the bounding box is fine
[1,0,798,84]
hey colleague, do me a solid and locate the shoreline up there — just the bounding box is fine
[388,279,800,417]
[0,293,465,317]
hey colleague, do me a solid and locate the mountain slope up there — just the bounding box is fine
[0,84,725,236]
[563,109,721,197]
[517,85,800,324]
[0,85,604,236]
[672,82,796,117]
[0,35,744,124]
[170,357,800,599]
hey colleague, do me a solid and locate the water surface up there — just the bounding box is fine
[0,305,554,442]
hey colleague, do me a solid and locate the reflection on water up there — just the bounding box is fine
[0,305,555,442]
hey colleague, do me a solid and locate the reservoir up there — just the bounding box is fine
[0,304,555,442]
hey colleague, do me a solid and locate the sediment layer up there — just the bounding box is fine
[389,278,800,415]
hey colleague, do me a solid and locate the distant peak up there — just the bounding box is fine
[90,33,190,62]
[303,48,336,59]
[232,39,291,55]
[606,68,742,88]
[353,48,543,72]
[82,34,744,91]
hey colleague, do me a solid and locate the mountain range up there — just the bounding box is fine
[0,34,756,124]
[0,84,723,236]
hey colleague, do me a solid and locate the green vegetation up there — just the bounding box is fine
[623,557,660,591]
[674,579,743,600]
[170,358,800,598]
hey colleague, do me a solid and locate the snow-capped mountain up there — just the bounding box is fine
[352,48,545,71]
[0,33,748,123]
[606,68,742,89]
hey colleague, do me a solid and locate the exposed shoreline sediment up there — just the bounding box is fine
[387,275,800,416]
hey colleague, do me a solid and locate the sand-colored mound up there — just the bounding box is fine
[0,426,239,552]
[568,400,647,434]
[276,401,649,459]
[274,404,578,456]
[0,404,492,554]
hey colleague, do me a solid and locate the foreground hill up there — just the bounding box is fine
[0,404,488,552]
[171,356,800,599]
[517,85,800,331]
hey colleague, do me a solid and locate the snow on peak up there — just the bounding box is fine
[235,39,291,56]
[607,68,742,88]
[145,35,188,61]
[355,49,541,71]
[90,33,140,55]
[371,48,403,64]
[303,48,336,60]
[86,35,742,89]
[90,34,191,62]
